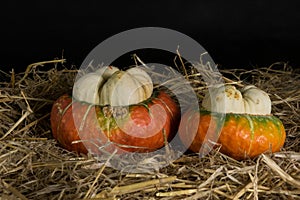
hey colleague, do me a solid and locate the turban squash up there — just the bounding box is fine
[50,66,180,154]
[179,85,286,160]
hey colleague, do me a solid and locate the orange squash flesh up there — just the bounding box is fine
[179,110,286,160]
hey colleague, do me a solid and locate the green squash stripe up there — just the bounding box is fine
[245,115,255,140]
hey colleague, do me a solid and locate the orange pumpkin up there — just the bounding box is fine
[179,110,286,160]
[51,89,180,155]
[179,85,286,160]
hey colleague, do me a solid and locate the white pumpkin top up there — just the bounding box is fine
[202,85,271,115]
[73,66,153,106]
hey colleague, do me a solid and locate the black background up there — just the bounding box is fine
[1,0,300,72]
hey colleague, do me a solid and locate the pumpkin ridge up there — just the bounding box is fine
[272,117,284,138]
[244,114,255,156]
[212,112,226,139]
[185,111,195,135]
[182,109,199,144]
[56,98,73,138]
[79,104,93,132]
[153,96,174,120]
[201,111,227,136]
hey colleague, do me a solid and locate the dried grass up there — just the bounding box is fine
[0,58,299,199]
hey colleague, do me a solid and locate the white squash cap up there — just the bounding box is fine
[95,66,120,80]
[73,66,119,104]
[241,85,271,115]
[202,85,271,115]
[202,85,244,114]
[73,66,153,106]
[99,67,153,106]
[126,67,153,99]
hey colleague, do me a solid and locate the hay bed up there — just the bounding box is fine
[0,59,300,200]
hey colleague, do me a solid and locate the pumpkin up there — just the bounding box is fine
[51,66,180,154]
[179,85,286,160]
